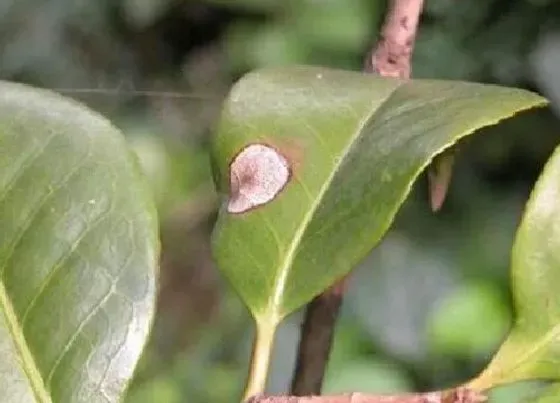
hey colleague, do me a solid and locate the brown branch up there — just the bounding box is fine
[290,280,346,395]
[364,0,425,78]
[287,0,426,399]
[249,388,487,403]
[365,0,457,212]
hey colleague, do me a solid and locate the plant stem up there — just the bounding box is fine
[364,0,425,78]
[289,0,426,397]
[247,388,487,403]
[290,281,346,395]
[365,0,456,211]
[243,322,278,402]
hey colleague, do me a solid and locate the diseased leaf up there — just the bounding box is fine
[0,82,159,402]
[469,143,560,390]
[211,65,547,328]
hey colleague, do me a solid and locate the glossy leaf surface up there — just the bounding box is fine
[470,143,560,390]
[0,82,158,402]
[211,66,547,326]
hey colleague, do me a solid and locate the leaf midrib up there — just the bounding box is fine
[0,280,52,402]
[264,81,405,323]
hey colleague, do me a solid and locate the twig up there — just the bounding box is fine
[364,0,425,78]
[366,0,456,211]
[249,388,487,403]
[287,0,426,398]
[290,280,346,395]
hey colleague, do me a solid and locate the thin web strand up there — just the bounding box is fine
[41,87,224,101]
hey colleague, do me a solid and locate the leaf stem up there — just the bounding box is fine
[364,0,425,78]
[243,321,278,402]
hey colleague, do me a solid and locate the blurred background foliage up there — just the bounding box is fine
[2,0,560,401]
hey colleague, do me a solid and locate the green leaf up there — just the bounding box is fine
[487,381,545,403]
[211,66,547,399]
[0,82,158,402]
[469,142,560,390]
[211,65,546,325]
[528,383,560,403]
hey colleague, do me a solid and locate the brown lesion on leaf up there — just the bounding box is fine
[268,137,306,173]
[227,142,293,214]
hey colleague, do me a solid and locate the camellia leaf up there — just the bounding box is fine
[210,66,547,397]
[0,82,158,402]
[468,142,560,391]
[528,383,560,403]
[212,65,546,325]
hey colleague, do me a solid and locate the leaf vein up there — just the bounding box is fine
[20,211,112,327]
[0,133,57,207]
[45,283,116,387]
[0,156,92,277]
[264,82,405,320]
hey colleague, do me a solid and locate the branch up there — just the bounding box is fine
[290,280,346,395]
[366,0,454,211]
[287,0,426,398]
[364,0,425,78]
[249,388,487,403]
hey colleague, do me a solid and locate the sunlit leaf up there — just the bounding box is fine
[470,143,560,390]
[0,82,159,402]
[487,381,545,403]
[528,383,560,403]
[211,65,546,328]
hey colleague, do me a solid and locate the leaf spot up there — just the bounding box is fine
[227,144,290,214]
